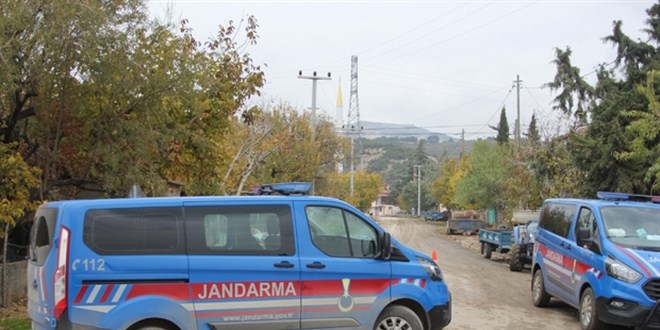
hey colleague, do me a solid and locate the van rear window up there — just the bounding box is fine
[83,208,184,255]
[30,208,58,266]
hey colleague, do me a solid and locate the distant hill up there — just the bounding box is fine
[358,121,452,141]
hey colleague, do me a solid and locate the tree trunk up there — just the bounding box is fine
[2,222,9,307]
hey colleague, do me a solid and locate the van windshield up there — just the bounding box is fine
[601,206,660,250]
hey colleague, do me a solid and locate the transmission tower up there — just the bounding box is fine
[347,56,361,133]
[346,55,362,196]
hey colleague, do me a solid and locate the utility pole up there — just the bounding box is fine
[514,75,522,149]
[298,70,331,141]
[460,129,465,156]
[414,165,422,216]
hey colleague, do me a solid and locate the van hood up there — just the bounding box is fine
[613,244,660,278]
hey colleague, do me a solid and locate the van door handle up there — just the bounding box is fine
[306,262,326,269]
[274,261,295,268]
[32,280,38,289]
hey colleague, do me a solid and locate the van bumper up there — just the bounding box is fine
[596,297,659,329]
[429,291,451,330]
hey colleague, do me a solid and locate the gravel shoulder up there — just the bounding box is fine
[376,216,583,330]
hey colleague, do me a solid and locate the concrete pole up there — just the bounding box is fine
[350,136,355,197]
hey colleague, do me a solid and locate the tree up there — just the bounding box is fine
[544,3,659,195]
[530,137,583,199]
[453,140,512,222]
[318,170,383,212]
[544,47,594,127]
[525,114,541,149]
[616,71,660,193]
[0,143,40,305]
[1,1,267,198]
[431,155,469,211]
[489,107,510,145]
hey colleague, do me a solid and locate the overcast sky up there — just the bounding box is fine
[148,0,655,139]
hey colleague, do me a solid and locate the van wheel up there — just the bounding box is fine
[509,244,523,272]
[374,305,423,330]
[579,288,604,330]
[128,320,178,330]
[531,269,551,307]
[481,242,492,259]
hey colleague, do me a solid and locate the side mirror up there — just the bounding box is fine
[577,228,600,254]
[377,232,392,260]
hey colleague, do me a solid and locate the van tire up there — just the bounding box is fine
[531,269,551,307]
[374,305,423,330]
[481,242,492,259]
[509,244,523,272]
[579,287,604,330]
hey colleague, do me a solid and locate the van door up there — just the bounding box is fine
[184,203,301,330]
[567,207,603,305]
[27,207,58,328]
[537,202,578,304]
[297,203,391,329]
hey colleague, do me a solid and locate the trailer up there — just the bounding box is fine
[446,219,486,235]
[478,228,512,259]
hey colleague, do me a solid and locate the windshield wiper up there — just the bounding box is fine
[636,246,660,252]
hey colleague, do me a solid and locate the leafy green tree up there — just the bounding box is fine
[529,137,583,199]
[616,71,660,193]
[453,140,512,222]
[1,1,266,198]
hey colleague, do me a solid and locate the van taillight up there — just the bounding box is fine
[53,227,70,318]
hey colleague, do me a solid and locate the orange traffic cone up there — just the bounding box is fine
[431,249,437,261]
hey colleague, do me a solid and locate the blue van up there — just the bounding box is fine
[28,183,451,330]
[531,192,660,330]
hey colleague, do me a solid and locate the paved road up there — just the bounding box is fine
[376,216,628,330]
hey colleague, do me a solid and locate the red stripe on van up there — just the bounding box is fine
[615,245,652,277]
[303,279,391,296]
[99,285,114,303]
[125,283,191,301]
[74,285,88,304]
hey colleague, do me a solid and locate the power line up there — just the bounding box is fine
[366,1,536,66]
[360,2,496,62]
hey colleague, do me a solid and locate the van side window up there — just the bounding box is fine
[306,206,379,258]
[575,207,601,251]
[540,203,575,238]
[83,208,184,255]
[185,205,294,256]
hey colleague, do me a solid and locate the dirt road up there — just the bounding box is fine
[377,216,606,330]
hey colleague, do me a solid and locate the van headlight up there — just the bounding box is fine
[605,256,642,284]
[417,257,443,281]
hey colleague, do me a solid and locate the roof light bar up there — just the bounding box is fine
[597,191,660,203]
[253,182,312,196]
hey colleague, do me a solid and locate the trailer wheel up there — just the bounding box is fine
[481,242,492,259]
[532,269,551,307]
[509,244,524,271]
[374,305,423,330]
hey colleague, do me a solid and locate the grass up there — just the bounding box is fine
[0,299,29,330]
[0,317,30,330]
